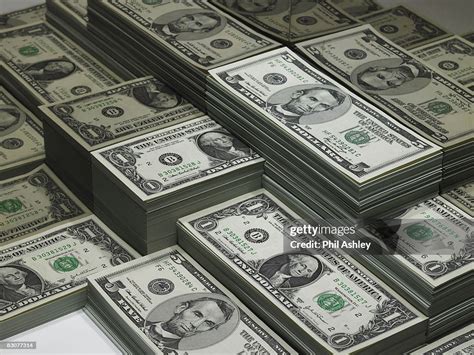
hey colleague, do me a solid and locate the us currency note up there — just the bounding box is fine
[47,0,88,26]
[412,36,474,93]
[40,77,203,151]
[409,324,474,354]
[209,48,439,184]
[91,0,279,69]
[0,215,139,319]
[0,86,44,177]
[0,22,122,105]
[93,116,262,202]
[88,247,296,354]
[462,31,474,43]
[178,190,425,354]
[0,4,45,30]
[211,0,359,42]
[364,196,472,287]
[328,0,383,18]
[297,25,473,148]
[442,182,473,216]
[0,164,89,244]
[359,6,449,49]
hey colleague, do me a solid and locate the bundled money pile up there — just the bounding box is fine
[177,189,427,354]
[207,47,442,220]
[91,116,263,254]
[297,25,473,188]
[0,22,122,116]
[86,246,296,354]
[358,6,449,49]
[0,86,44,180]
[358,191,473,339]
[39,76,203,209]
[441,181,473,216]
[412,35,474,93]
[45,0,134,80]
[0,3,45,30]
[210,0,361,42]
[86,0,279,109]
[0,165,89,246]
[0,215,139,339]
[408,324,473,354]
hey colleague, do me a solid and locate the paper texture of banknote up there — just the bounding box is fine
[0,164,89,244]
[92,116,262,201]
[0,4,45,30]
[412,36,474,93]
[93,0,279,70]
[209,47,439,183]
[0,215,139,320]
[328,0,383,18]
[442,182,473,216]
[0,86,44,175]
[40,77,203,150]
[178,189,426,354]
[359,6,449,49]
[297,25,473,148]
[0,22,122,104]
[211,0,360,41]
[409,324,474,354]
[88,246,296,354]
[364,196,473,288]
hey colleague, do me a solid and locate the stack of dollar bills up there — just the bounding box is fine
[177,189,428,354]
[441,180,473,216]
[85,246,296,354]
[408,324,473,354]
[210,0,361,43]
[358,6,450,49]
[0,3,45,30]
[0,21,123,117]
[412,35,474,95]
[38,76,203,209]
[0,215,139,339]
[207,47,443,221]
[0,164,89,247]
[357,188,473,340]
[44,0,135,80]
[91,116,264,254]
[296,25,473,189]
[0,86,44,180]
[86,0,279,109]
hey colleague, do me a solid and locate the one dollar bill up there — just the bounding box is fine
[92,116,262,202]
[92,0,279,70]
[442,182,473,216]
[328,0,383,18]
[0,164,89,245]
[39,76,203,151]
[297,25,473,149]
[178,189,426,354]
[0,215,139,320]
[211,0,360,42]
[0,4,46,30]
[0,86,44,178]
[412,36,474,93]
[409,324,474,354]
[359,6,449,49]
[209,47,439,183]
[0,22,122,105]
[88,246,296,354]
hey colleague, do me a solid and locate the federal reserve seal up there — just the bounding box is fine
[71,86,91,96]
[344,49,367,60]
[211,39,233,49]
[244,228,269,243]
[379,25,399,34]
[159,153,183,166]
[1,138,24,149]
[263,73,288,85]
[102,106,124,118]
[438,60,459,71]
[148,278,174,295]
[296,16,317,26]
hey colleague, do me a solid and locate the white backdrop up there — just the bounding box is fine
[0,0,472,354]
